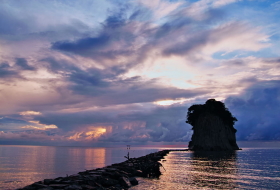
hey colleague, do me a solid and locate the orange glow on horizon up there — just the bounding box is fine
[21,123,58,130]
[68,127,107,141]
[85,128,107,139]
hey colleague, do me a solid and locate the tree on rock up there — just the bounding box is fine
[186,99,240,151]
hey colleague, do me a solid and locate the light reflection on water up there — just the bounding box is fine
[132,149,280,190]
[1,146,280,190]
[0,145,159,190]
[186,151,237,189]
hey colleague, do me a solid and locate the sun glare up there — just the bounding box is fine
[26,121,58,130]
[21,124,57,130]
[86,128,107,138]
[154,99,186,106]
[68,127,107,141]
[20,111,42,115]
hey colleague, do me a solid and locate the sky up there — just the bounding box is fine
[0,0,280,146]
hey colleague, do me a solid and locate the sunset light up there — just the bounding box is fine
[154,99,186,106]
[0,0,279,146]
[68,127,107,141]
[20,111,42,116]
[85,128,107,139]
[1,1,280,189]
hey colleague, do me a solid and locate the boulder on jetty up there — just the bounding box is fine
[186,99,240,151]
[17,150,170,190]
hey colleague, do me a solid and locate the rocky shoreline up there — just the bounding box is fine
[17,149,187,190]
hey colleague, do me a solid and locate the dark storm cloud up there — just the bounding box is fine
[89,87,207,106]
[105,13,127,28]
[0,62,21,79]
[75,74,207,106]
[35,111,113,131]
[0,62,17,78]
[41,57,77,73]
[0,117,29,125]
[0,58,36,81]
[0,117,31,131]
[72,71,207,105]
[225,80,280,140]
[34,103,193,142]
[51,9,139,62]
[69,69,108,87]
[115,105,193,142]
[50,5,227,63]
[52,35,111,56]
[15,58,36,71]
[42,57,111,89]
[41,57,210,105]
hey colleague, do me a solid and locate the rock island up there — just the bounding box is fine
[186,99,240,151]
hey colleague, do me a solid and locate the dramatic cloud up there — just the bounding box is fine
[226,80,280,140]
[0,0,280,145]
[0,62,20,79]
[15,58,36,71]
[31,102,193,144]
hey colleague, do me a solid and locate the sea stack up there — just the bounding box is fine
[186,99,239,151]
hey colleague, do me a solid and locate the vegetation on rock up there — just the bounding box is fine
[186,99,237,131]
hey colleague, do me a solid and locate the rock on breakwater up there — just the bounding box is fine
[16,150,170,190]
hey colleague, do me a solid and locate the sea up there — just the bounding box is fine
[0,143,280,190]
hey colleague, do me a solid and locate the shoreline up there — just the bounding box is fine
[17,149,188,190]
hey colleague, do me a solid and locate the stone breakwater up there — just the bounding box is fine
[16,149,177,190]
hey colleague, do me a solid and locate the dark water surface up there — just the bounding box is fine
[1,146,280,190]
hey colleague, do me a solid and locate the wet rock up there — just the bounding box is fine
[98,177,119,187]
[129,177,138,185]
[49,184,69,189]
[38,188,54,190]
[102,171,122,180]
[68,174,80,178]
[44,179,55,185]
[105,167,119,171]
[64,184,83,190]
[30,182,50,189]
[18,187,38,190]
[81,184,96,190]
[118,177,131,188]
[17,150,171,190]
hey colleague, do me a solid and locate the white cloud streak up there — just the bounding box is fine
[0,0,279,143]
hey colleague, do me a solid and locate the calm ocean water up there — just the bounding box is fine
[1,145,280,190]
[131,148,280,190]
[0,145,160,190]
